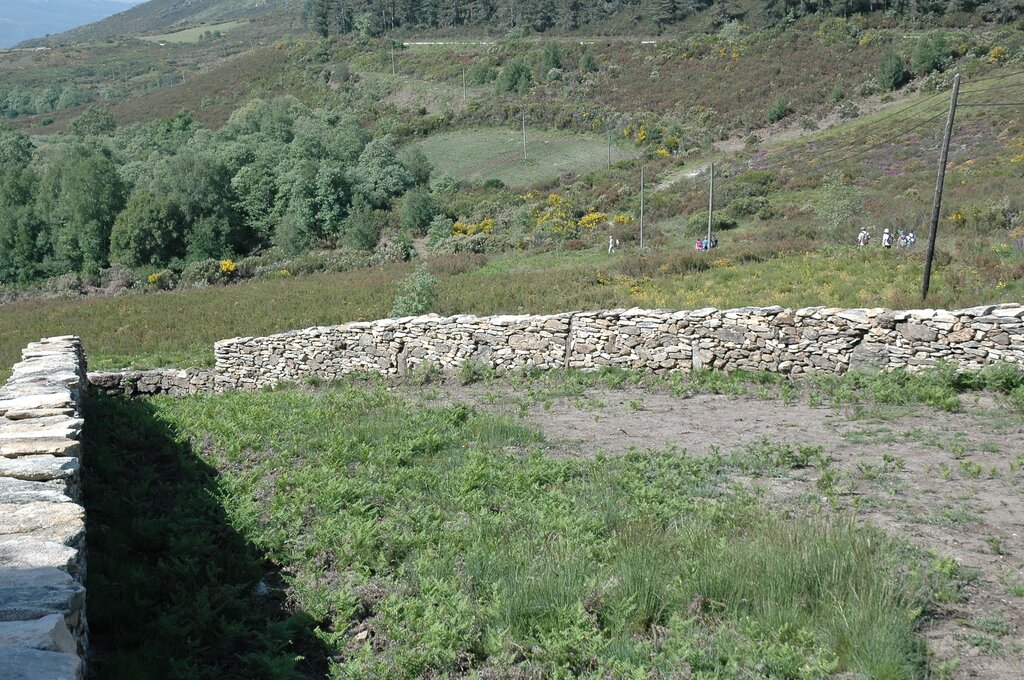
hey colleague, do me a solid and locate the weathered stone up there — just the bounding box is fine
[0,440,81,459]
[0,646,81,680]
[896,322,939,343]
[0,567,84,621]
[0,613,76,653]
[0,538,78,572]
[0,503,84,545]
[0,478,72,504]
[0,456,79,482]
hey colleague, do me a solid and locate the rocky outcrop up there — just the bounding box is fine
[211,304,1024,389]
[0,337,87,679]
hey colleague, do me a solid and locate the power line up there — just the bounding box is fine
[784,111,946,179]
[959,82,1024,95]
[959,67,1024,85]
[959,102,1024,107]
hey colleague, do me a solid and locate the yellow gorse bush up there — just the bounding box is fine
[578,211,608,230]
[613,214,633,224]
[948,210,967,228]
[989,46,1009,63]
[220,259,237,275]
[452,218,495,237]
[147,273,159,284]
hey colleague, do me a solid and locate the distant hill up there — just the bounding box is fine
[18,0,301,45]
[0,0,143,48]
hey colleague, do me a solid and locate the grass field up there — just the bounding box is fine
[139,20,246,43]
[417,128,639,188]
[83,378,982,678]
[2,241,1018,380]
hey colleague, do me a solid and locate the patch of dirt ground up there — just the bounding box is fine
[408,382,1024,678]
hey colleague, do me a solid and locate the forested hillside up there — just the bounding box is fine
[303,0,1023,36]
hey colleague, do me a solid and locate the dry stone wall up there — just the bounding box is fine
[212,303,1024,388]
[0,337,88,680]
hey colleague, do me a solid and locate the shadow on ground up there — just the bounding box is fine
[82,394,328,679]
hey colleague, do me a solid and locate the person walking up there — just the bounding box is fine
[695,238,703,251]
[857,229,869,247]
[882,228,893,249]
[608,235,616,254]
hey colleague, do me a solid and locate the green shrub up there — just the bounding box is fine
[878,50,909,90]
[686,211,739,234]
[146,269,176,290]
[426,215,455,246]
[373,235,416,264]
[391,264,439,317]
[99,264,138,292]
[580,52,599,73]
[178,258,223,288]
[911,32,951,77]
[496,58,533,94]
[728,196,771,218]
[41,273,83,298]
[767,96,792,123]
[468,57,499,85]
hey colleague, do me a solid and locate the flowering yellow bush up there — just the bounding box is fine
[220,259,237,275]
[274,269,291,278]
[656,148,670,158]
[452,218,495,236]
[948,210,966,228]
[989,46,1009,63]
[147,273,159,284]
[613,214,633,225]
[635,125,648,143]
[578,211,608,230]
[533,194,575,234]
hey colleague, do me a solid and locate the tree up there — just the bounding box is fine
[541,43,563,70]
[878,49,908,91]
[495,59,533,94]
[399,187,438,235]
[352,136,413,209]
[342,199,380,250]
[149,152,246,259]
[69,108,116,136]
[0,131,45,284]
[653,0,678,28]
[109,189,185,267]
[37,144,126,276]
[911,32,950,77]
[399,146,433,186]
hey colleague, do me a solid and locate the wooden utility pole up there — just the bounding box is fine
[522,109,527,160]
[706,162,714,249]
[607,128,612,168]
[462,66,467,102]
[640,165,645,249]
[391,43,396,75]
[922,73,960,302]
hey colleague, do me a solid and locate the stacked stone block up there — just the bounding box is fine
[0,337,88,679]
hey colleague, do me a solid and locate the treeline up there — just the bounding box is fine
[0,97,440,285]
[303,0,1021,36]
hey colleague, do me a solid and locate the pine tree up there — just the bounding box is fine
[653,0,677,28]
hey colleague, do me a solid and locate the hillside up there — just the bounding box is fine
[0,0,145,48]
[20,0,302,45]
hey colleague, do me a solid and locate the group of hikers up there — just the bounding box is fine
[608,233,720,254]
[857,227,917,249]
[695,235,719,251]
